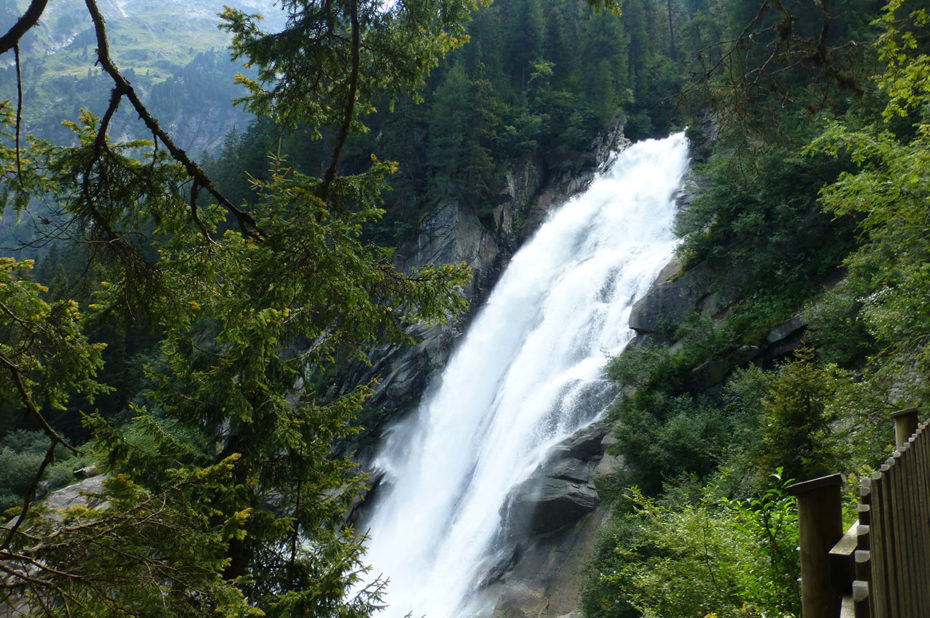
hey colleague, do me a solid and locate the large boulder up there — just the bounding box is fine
[43,474,107,513]
[557,421,608,460]
[502,422,608,538]
[628,261,709,335]
[516,478,599,536]
[483,507,609,618]
[764,316,806,359]
[628,260,741,336]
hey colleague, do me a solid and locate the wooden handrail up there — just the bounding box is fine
[794,409,928,618]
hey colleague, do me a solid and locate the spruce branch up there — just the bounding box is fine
[83,0,260,238]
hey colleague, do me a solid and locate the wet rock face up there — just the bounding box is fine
[519,478,600,536]
[502,422,609,539]
[397,199,503,304]
[481,421,623,618]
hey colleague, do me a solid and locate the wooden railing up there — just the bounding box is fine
[789,408,930,618]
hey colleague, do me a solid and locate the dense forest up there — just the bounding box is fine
[0,0,928,614]
[581,0,930,615]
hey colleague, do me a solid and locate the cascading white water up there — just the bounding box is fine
[362,132,690,617]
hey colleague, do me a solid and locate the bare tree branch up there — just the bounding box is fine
[0,0,48,56]
[14,44,24,186]
[189,182,217,244]
[320,0,361,201]
[83,0,260,237]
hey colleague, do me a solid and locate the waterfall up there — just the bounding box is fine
[362,132,690,617]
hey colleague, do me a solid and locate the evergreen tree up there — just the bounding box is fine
[0,0,475,612]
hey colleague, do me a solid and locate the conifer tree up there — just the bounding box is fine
[0,0,477,613]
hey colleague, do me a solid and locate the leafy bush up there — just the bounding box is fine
[610,391,731,495]
[676,146,855,305]
[584,476,800,618]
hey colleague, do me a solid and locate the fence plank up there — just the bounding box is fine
[788,474,844,618]
[895,447,918,616]
[831,522,859,594]
[871,469,890,618]
[794,417,930,618]
[885,457,907,617]
[914,421,930,616]
[857,479,873,618]
[879,460,901,618]
[842,595,856,618]
[892,408,919,449]
[915,424,930,616]
[906,433,925,616]
[922,423,930,615]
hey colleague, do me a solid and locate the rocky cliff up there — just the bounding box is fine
[342,124,631,457]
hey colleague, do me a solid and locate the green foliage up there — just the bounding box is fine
[606,340,681,392]
[11,460,258,617]
[1,0,475,612]
[0,430,84,514]
[756,346,842,481]
[5,0,923,613]
[207,0,695,245]
[803,270,878,367]
[676,145,855,303]
[426,61,499,203]
[104,151,470,610]
[221,0,479,133]
[584,477,799,618]
[0,253,108,417]
[588,0,928,616]
[610,389,730,494]
[805,0,930,405]
[874,0,930,123]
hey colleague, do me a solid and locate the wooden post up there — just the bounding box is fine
[789,473,845,618]
[891,408,919,449]
[852,579,871,618]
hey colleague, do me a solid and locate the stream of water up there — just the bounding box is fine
[362,132,690,616]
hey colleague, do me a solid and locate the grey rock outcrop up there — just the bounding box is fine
[499,422,611,547]
[1,471,109,616]
[508,477,600,538]
[483,509,606,618]
[482,422,621,617]
[628,258,740,336]
[42,474,107,515]
[630,256,809,391]
[397,199,503,303]
[765,316,806,358]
